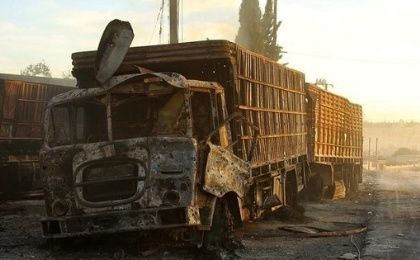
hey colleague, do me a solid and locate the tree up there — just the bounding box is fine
[393,148,418,157]
[21,60,52,77]
[261,0,283,60]
[235,0,263,53]
[61,70,73,79]
[236,0,283,61]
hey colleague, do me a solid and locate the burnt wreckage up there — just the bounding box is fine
[0,73,74,199]
[40,20,362,245]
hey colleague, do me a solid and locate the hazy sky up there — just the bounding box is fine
[1,0,419,122]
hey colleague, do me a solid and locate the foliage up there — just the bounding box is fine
[21,60,52,77]
[393,148,418,157]
[235,0,283,61]
[61,70,74,79]
[261,0,283,60]
[235,0,263,53]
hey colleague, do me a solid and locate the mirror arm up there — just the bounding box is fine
[240,116,260,162]
[205,112,260,162]
[205,112,242,144]
[247,130,259,162]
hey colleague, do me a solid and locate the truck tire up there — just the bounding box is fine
[203,198,233,250]
[286,173,299,208]
[348,171,359,196]
[307,174,324,201]
[324,184,336,199]
[46,237,70,251]
[353,172,360,192]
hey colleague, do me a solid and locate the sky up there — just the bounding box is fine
[1,0,419,122]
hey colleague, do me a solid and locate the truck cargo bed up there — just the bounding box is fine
[71,40,307,170]
[306,84,362,164]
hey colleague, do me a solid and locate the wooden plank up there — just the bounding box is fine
[306,83,362,162]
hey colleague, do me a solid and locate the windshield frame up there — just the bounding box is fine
[44,77,193,147]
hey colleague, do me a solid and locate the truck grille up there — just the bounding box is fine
[81,161,145,203]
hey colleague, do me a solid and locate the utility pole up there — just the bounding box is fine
[368,137,371,171]
[169,0,179,44]
[375,138,378,170]
[316,78,334,91]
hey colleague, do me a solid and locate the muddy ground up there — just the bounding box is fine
[1,169,419,259]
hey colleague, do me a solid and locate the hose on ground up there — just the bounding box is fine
[243,226,368,239]
[300,226,367,238]
[350,235,362,260]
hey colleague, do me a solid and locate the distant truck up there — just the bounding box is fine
[306,83,363,199]
[40,21,309,246]
[0,73,74,199]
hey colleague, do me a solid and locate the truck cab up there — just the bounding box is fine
[40,71,253,245]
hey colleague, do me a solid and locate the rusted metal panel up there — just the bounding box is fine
[1,80,20,120]
[306,83,363,164]
[71,40,307,170]
[0,75,74,198]
[203,143,251,198]
[72,40,233,73]
[95,19,134,85]
[0,79,74,140]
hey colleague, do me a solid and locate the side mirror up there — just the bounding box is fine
[205,112,259,162]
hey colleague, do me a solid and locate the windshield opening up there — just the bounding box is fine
[112,89,187,139]
[75,101,108,143]
[48,105,71,146]
[47,88,188,147]
[48,98,107,147]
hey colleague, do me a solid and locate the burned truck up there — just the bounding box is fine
[306,83,363,199]
[40,20,308,244]
[0,73,74,199]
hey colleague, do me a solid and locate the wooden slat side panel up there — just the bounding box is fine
[306,84,363,163]
[71,40,308,168]
[235,47,307,168]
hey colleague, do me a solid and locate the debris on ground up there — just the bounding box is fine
[278,224,367,238]
[262,205,311,223]
[0,202,26,216]
[338,252,358,259]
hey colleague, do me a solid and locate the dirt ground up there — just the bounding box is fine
[1,169,419,259]
[363,169,420,259]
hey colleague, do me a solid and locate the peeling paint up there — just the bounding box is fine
[204,143,251,198]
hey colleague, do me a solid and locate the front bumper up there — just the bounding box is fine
[41,206,205,238]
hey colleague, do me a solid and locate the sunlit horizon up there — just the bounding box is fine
[1,0,419,122]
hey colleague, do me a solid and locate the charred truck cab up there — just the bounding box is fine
[40,71,252,244]
[40,20,309,245]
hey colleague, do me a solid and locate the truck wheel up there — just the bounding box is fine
[286,174,298,208]
[324,184,336,199]
[203,198,233,250]
[307,174,324,201]
[353,172,360,192]
[348,172,359,196]
[46,238,65,251]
